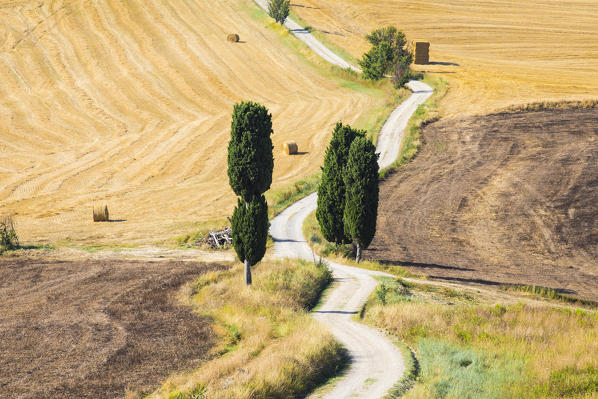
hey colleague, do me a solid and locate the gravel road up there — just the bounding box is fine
[255,1,432,397]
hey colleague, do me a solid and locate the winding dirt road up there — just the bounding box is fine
[257,2,433,397]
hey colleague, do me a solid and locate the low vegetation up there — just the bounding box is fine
[0,216,19,254]
[152,258,347,399]
[303,210,420,278]
[362,277,598,398]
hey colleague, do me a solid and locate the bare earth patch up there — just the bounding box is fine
[0,257,226,399]
[366,108,598,300]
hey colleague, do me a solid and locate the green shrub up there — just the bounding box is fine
[0,216,19,253]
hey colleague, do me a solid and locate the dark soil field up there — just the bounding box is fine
[367,108,598,300]
[0,257,225,399]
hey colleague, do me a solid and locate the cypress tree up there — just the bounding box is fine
[231,195,269,285]
[343,136,379,262]
[267,0,290,25]
[316,122,365,245]
[228,101,274,285]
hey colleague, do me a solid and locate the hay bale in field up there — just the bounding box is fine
[227,33,240,43]
[412,40,430,64]
[282,141,298,155]
[93,205,109,222]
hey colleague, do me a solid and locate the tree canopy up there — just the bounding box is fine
[267,0,291,25]
[343,136,379,262]
[360,26,412,83]
[227,101,274,202]
[316,122,365,245]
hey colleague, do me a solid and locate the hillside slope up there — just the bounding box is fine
[366,108,598,300]
[292,0,598,116]
[0,0,382,243]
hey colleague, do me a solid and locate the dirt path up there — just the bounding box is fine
[259,3,433,396]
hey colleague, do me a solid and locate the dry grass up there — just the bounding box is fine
[150,258,346,399]
[292,0,598,117]
[363,278,598,398]
[0,0,389,245]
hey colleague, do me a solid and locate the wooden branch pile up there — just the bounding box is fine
[188,226,232,249]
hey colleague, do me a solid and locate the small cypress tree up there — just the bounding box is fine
[343,136,379,262]
[231,195,269,285]
[228,101,274,285]
[316,122,365,245]
[267,0,291,25]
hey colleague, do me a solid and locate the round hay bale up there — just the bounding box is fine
[282,141,298,155]
[227,34,240,43]
[93,205,109,222]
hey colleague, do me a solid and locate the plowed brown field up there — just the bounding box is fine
[0,0,384,244]
[292,0,598,116]
[0,257,225,398]
[365,108,598,300]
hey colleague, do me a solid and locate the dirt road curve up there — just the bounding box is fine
[254,0,360,72]
[259,2,433,396]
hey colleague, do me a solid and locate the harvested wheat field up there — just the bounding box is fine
[292,0,598,116]
[0,256,227,398]
[0,0,384,244]
[366,107,598,300]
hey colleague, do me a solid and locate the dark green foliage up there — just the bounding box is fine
[227,101,274,203]
[231,195,269,266]
[316,122,365,245]
[267,0,291,25]
[360,26,412,82]
[343,137,379,255]
[392,56,413,88]
[360,41,394,80]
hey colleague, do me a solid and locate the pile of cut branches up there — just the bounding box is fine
[187,226,232,249]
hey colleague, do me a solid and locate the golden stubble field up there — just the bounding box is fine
[293,0,598,116]
[0,0,384,244]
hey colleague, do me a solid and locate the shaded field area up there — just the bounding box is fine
[366,108,598,300]
[0,258,225,398]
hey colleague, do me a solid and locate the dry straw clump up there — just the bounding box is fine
[93,205,109,222]
[227,34,240,43]
[282,141,298,155]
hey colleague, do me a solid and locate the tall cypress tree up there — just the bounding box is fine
[343,136,379,262]
[228,101,274,285]
[316,122,365,245]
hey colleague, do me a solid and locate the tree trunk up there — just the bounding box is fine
[355,243,362,263]
[244,258,252,285]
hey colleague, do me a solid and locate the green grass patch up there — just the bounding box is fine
[500,284,598,309]
[362,280,598,398]
[267,172,321,217]
[64,242,139,253]
[413,339,526,399]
